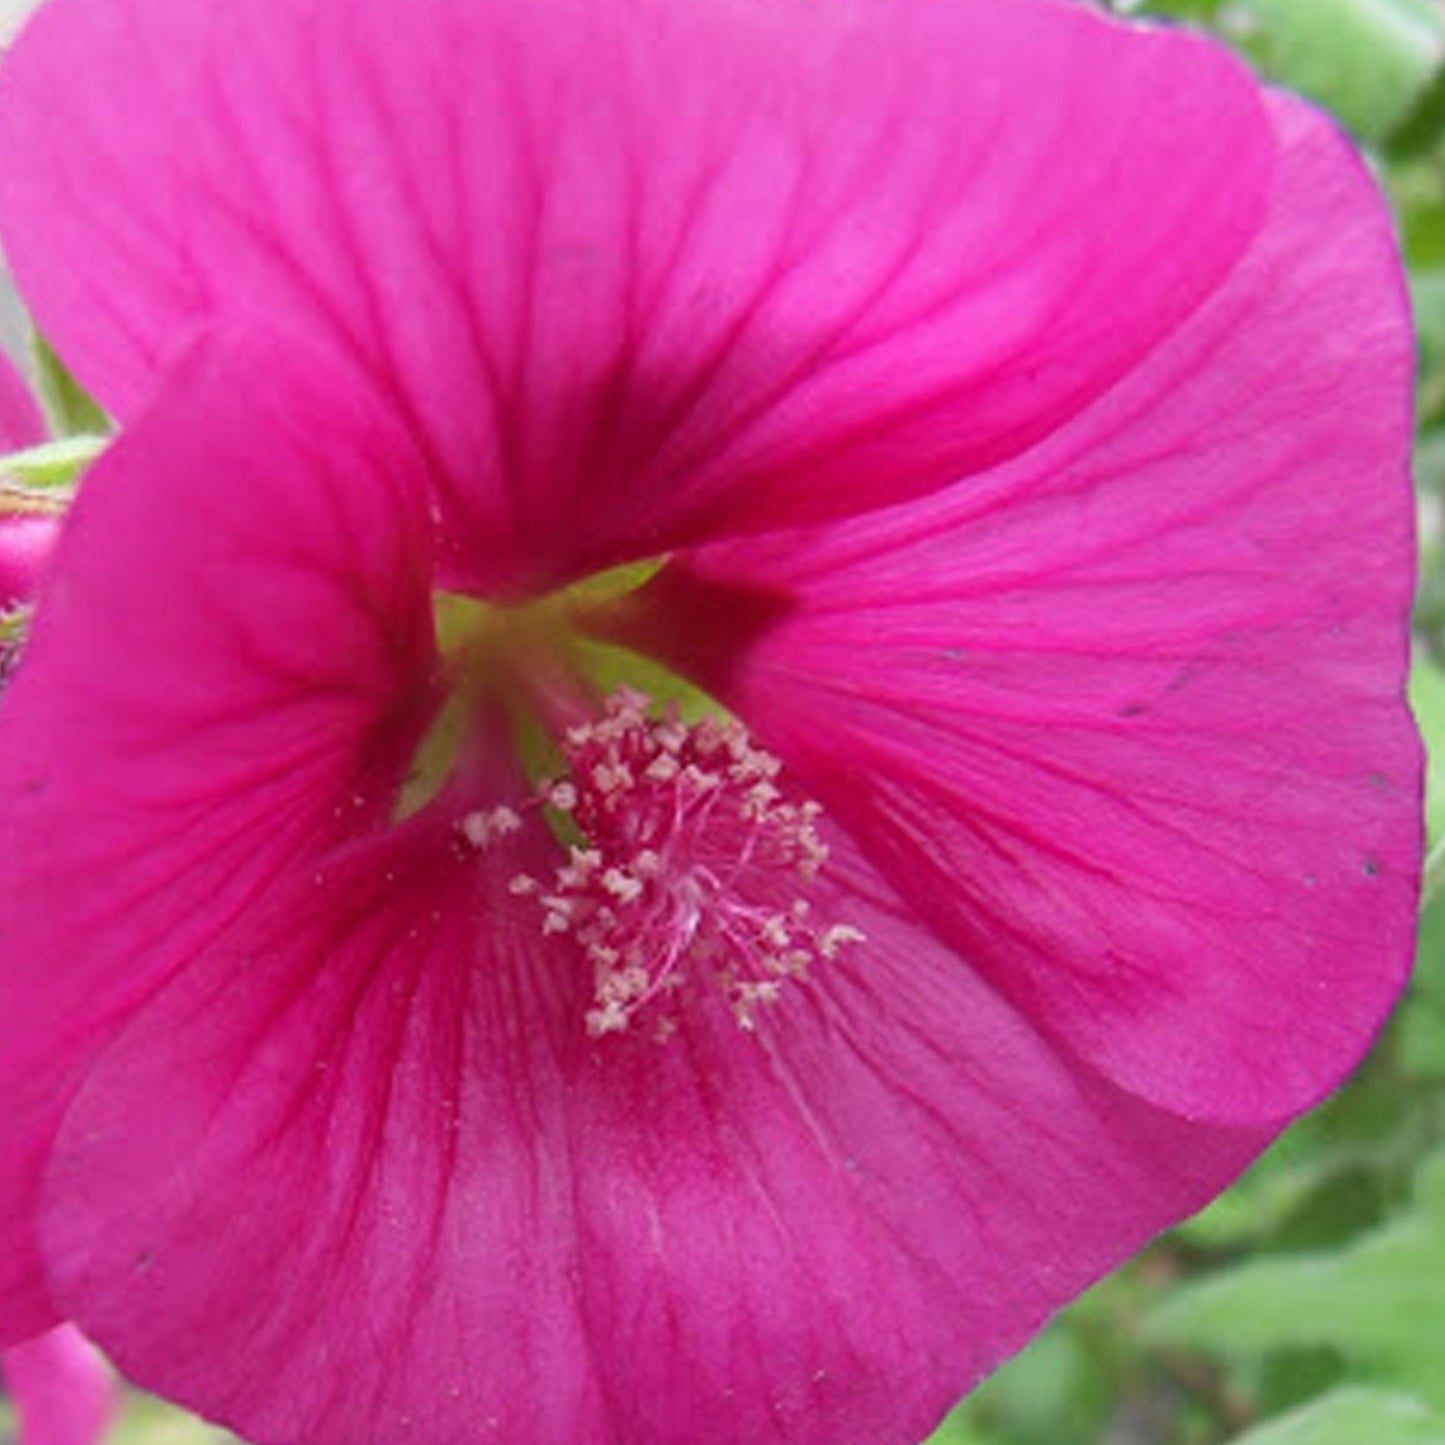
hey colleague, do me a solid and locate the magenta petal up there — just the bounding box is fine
[40,834,608,1444]
[39,824,1264,1445]
[0,329,437,1343]
[0,347,51,612]
[0,344,44,451]
[1,1327,114,1445]
[0,348,53,610]
[632,96,1421,1123]
[0,517,57,611]
[0,0,1272,588]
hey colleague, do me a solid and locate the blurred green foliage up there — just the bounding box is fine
[1228,1390,1445,1445]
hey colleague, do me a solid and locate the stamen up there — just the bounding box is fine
[457,804,523,850]
[518,688,863,1037]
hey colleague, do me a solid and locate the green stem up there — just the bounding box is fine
[0,434,108,493]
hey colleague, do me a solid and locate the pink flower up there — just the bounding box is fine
[0,346,51,680]
[0,514,54,610]
[1,1328,115,1445]
[0,0,1421,1443]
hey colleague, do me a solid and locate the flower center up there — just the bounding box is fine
[425,566,863,1039]
[493,688,862,1037]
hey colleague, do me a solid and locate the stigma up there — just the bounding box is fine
[481,688,863,1038]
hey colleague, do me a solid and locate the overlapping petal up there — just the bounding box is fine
[38,805,1266,1445]
[0,517,54,610]
[0,343,43,451]
[41,827,604,1445]
[0,310,1277,1445]
[0,0,1274,590]
[1,1326,114,1445]
[600,96,1421,1123]
[0,330,437,1343]
[0,344,50,610]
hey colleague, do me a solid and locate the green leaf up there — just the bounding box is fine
[1411,653,1445,845]
[1148,1152,1445,1408]
[31,332,109,438]
[0,434,108,495]
[1415,431,1445,498]
[921,1415,1012,1445]
[109,1393,237,1445]
[1399,195,1445,276]
[1396,983,1445,1079]
[1388,55,1445,157]
[1224,0,1445,143]
[1226,1389,1445,1445]
[1127,0,1229,18]
[954,1321,1115,1445]
[1400,889,1445,1079]
[1412,273,1445,430]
